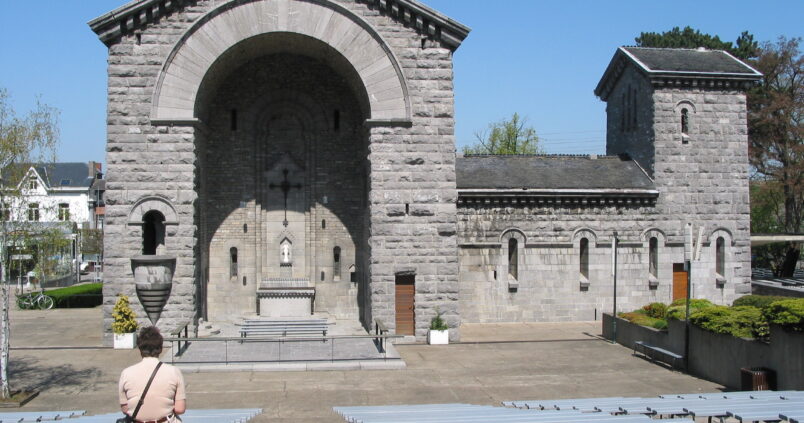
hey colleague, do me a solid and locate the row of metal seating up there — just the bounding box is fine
[0,408,262,423]
[334,403,693,423]
[239,318,329,338]
[504,391,804,422]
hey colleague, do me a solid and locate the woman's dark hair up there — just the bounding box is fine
[137,326,163,357]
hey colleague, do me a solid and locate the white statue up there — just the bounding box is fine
[281,243,291,263]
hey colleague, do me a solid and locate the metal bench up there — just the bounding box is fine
[633,341,684,368]
[239,320,329,339]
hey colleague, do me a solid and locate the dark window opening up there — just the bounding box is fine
[333,247,341,280]
[58,203,70,221]
[334,110,340,131]
[649,237,659,278]
[508,238,518,280]
[322,219,326,229]
[349,265,357,283]
[716,236,725,276]
[230,247,238,278]
[405,203,409,215]
[0,203,9,221]
[230,109,237,131]
[580,238,589,280]
[142,210,166,255]
[28,203,40,221]
[681,108,689,135]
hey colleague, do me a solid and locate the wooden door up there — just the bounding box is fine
[672,263,688,301]
[395,275,415,336]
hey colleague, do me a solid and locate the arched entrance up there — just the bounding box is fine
[197,34,372,322]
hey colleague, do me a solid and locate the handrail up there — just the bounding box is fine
[165,334,402,343]
[169,320,191,356]
[374,319,390,353]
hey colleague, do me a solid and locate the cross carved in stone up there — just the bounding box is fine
[269,169,302,227]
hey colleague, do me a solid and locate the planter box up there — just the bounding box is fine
[114,333,136,349]
[428,329,449,345]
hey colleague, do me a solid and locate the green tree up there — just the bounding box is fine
[0,88,59,398]
[463,113,542,155]
[747,37,803,276]
[635,26,758,59]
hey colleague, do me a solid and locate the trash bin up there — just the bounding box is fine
[740,367,776,391]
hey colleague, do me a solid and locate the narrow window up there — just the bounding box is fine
[405,203,409,215]
[508,238,518,280]
[333,246,341,280]
[142,210,166,255]
[0,203,9,221]
[28,203,40,221]
[716,237,725,276]
[580,238,589,280]
[649,237,658,278]
[681,108,689,135]
[28,179,37,190]
[230,247,238,278]
[333,110,340,131]
[349,265,357,283]
[322,219,326,229]
[230,109,237,131]
[58,203,70,221]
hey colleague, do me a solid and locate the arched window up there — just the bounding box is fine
[349,265,356,283]
[681,108,689,135]
[230,247,238,278]
[333,246,341,280]
[580,238,589,280]
[716,237,725,276]
[508,238,518,280]
[649,237,659,279]
[142,210,166,255]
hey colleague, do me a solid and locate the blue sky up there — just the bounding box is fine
[1,0,802,164]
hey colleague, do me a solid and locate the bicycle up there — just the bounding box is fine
[16,289,54,310]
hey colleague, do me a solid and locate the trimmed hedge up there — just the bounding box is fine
[689,305,766,339]
[46,283,103,308]
[619,310,668,330]
[733,295,789,309]
[763,298,804,332]
[667,298,714,321]
[643,302,668,319]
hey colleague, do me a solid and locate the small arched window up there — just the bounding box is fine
[580,238,589,280]
[649,237,659,279]
[681,108,689,135]
[716,237,725,276]
[142,210,166,255]
[230,247,238,278]
[508,238,518,280]
[349,265,356,283]
[333,246,341,280]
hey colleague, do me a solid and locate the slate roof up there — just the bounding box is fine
[456,155,656,193]
[3,163,95,189]
[622,47,759,75]
[595,47,762,100]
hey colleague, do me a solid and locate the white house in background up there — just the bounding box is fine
[3,162,102,227]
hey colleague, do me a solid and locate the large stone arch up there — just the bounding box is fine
[151,0,411,124]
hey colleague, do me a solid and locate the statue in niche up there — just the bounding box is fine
[280,239,292,265]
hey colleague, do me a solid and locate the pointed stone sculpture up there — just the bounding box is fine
[131,255,176,324]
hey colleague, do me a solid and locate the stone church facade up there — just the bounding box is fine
[91,0,761,343]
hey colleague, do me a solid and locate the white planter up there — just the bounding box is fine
[428,329,449,345]
[114,332,137,349]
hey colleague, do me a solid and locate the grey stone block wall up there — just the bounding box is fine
[99,0,461,342]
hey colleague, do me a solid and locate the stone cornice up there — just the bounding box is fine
[355,0,470,50]
[458,190,658,208]
[89,0,470,50]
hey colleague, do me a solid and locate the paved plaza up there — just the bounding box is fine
[7,307,723,422]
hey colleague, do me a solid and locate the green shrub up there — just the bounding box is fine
[619,311,667,330]
[689,305,765,338]
[762,298,804,332]
[112,295,139,334]
[429,311,448,331]
[642,302,668,319]
[45,283,103,308]
[667,299,714,320]
[732,295,788,309]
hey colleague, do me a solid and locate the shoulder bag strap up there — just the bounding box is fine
[130,361,163,420]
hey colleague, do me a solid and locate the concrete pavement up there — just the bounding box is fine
[6,307,723,422]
